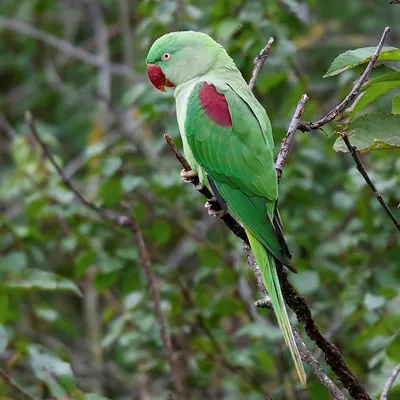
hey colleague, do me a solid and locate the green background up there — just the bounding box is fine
[0,0,399,399]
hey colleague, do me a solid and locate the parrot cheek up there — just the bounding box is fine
[147,64,175,91]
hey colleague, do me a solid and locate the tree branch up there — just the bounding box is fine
[25,112,185,400]
[293,331,348,400]
[0,16,137,81]
[299,27,390,132]
[249,37,275,90]
[339,132,400,232]
[0,368,38,400]
[380,364,400,400]
[276,94,309,182]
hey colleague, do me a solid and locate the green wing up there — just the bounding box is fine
[185,80,291,265]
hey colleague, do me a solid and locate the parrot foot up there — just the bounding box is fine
[205,197,226,218]
[180,169,198,183]
[254,296,272,309]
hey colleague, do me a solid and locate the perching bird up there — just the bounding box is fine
[146,31,306,387]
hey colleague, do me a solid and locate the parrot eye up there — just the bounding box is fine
[161,52,171,61]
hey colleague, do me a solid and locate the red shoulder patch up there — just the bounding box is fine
[198,83,232,127]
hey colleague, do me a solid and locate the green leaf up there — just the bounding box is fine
[99,177,122,206]
[324,46,400,77]
[116,247,137,260]
[0,270,81,296]
[362,71,400,89]
[102,157,122,177]
[0,296,9,323]
[291,270,320,295]
[0,323,8,352]
[364,293,386,310]
[351,80,400,116]
[28,344,76,397]
[215,19,242,43]
[0,251,28,271]
[386,335,400,362]
[334,113,400,153]
[151,220,172,245]
[392,94,400,114]
[85,394,112,400]
[121,175,143,192]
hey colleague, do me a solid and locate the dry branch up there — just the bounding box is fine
[249,37,275,90]
[293,331,348,400]
[299,27,391,132]
[275,94,309,181]
[380,364,400,400]
[0,16,137,80]
[0,368,39,400]
[338,132,400,232]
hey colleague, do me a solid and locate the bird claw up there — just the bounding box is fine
[205,197,226,218]
[180,169,198,183]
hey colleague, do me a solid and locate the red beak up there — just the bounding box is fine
[147,64,175,92]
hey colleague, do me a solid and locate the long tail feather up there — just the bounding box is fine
[246,228,307,388]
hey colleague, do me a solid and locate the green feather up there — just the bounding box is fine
[246,229,307,388]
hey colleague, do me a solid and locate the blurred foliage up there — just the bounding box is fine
[0,0,399,399]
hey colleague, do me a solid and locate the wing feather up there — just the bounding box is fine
[185,80,291,264]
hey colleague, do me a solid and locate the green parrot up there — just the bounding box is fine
[146,31,306,387]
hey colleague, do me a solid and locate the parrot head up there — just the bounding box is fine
[146,31,227,91]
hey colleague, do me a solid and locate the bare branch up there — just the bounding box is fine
[0,112,17,139]
[25,112,184,400]
[276,265,371,399]
[339,132,400,232]
[276,94,309,181]
[0,369,39,400]
[299,27,391,131]
[85,0,112,110]
[25,111,131,226]
[380,364,400,400]
[0,16,138,81]
[128,211,186,399]
[249,37,275,90]
[119,0,134,69]
[293,331,348,400]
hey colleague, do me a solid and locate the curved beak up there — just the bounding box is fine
[147,64,175,92]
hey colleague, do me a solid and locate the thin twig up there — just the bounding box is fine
[293,332,348,400]
[299,27,391,131]
[339,132,400,232]
[0,16,137,80]
[380,364,400,400]
[179,283,267,394]
[275,94,309,182]
[128,212,186,399]
[85,0,111,110]
[0,369,39,400]
[275,265,371,400]
[25,112,184,400]
[249,37,275,90]
[25,111,130,227]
